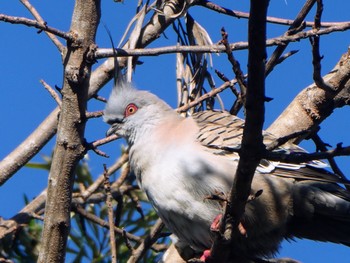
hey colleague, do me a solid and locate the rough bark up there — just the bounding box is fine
[37,1,101,262]
[267,51,350,142]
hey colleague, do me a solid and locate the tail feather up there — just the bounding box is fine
[289,179,350,246]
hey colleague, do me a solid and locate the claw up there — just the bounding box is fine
[210,214,222,232]
[210,214,247,236]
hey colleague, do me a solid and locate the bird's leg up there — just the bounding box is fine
[196,190,251,262]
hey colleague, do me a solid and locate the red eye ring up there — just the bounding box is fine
[124,103,138,117]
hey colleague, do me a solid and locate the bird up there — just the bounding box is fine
[103,82,350,261]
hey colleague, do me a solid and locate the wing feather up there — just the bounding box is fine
[192,110,349,185]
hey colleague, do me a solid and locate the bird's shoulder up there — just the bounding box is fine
[192,110,244,151]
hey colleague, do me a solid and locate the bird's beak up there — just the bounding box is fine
[106,124,119,137]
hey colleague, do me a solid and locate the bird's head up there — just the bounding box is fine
[103,82,174,142]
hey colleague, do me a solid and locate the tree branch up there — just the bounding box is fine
[267,50,350,143]
[19,0,65,52]
[94,22,350,58]
[38,0,101,262]
[0,14,74,42]
[127,219,165,263]
[210,0,269,261]
[195,0,347,28]
[265,0,316,76]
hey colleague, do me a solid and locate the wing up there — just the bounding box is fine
[192,110,349,185]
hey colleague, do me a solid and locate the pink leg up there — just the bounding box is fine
[199,249,212,262]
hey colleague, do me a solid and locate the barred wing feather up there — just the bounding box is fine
[192,111,348,184]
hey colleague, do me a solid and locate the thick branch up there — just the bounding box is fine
[38,1,101,262]
[0,108,59,186]
[267,51,350,142]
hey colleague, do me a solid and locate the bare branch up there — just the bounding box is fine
[103,165,118,263]
[127,219,165,263]
[19,0,65,51]
[219,27,247,115]
[86,110,104,119]
[266,144,350,166]
[95,22,350,58]
[266,0,316,76]
[195,0,347,28]
[310,0,336,92]
[0,14,74,42]
[71,204,150,247]
[311,134,350,189]
[210,1,269,262]
[267,51,350,143]
[40,79,62,107]
[80,152,129,200]
[0,108,59,186]
[176,81,234,112]
[38,0,101,261]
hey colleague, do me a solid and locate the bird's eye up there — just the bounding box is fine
[124,103,138,117]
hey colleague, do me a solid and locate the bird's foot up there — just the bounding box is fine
[199,249,212,262]
[210,214,222,232]
[210,214,247,236]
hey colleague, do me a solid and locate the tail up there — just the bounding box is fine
[288,179,350,246]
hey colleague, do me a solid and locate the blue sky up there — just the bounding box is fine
[1,0,350,262]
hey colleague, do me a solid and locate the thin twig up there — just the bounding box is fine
[266,144,350,164]
[40,79,62,107]
[311,134,350,189]
[265,129,313,151]
[310,0,335,92]
[195,0,345,28]
[85,134,120,157]
[86,110,104,119]
[92,94,108,103]
[265,0,317,76]
[219,27,247,115]
[72,204,130,237]
[127,219,165,263]
[177,81,234,112]
[0,14,73,43]
[126,190,145,219]
[80,152,129,200]
[274,50,299,65]
[123,229,135,253]
[103,165,117,263]
[310,36,335,91]
[112,162,130,189]
[5,0,65,53]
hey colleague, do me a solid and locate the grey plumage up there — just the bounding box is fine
[104,82,350,259]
